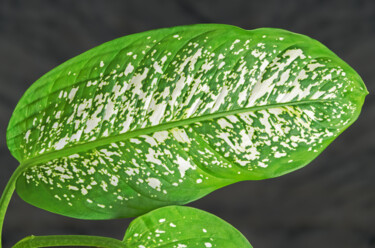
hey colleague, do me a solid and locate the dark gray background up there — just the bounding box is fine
[0,0,374,247]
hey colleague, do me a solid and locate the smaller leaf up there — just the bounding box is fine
[123,206,252,248]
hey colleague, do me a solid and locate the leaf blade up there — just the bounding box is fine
[123,206,252,248]
[8,24,368,219]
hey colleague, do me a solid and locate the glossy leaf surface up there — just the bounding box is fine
[7,24,367,219]
[123,205,252,248]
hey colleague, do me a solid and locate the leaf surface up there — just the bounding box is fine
[7,24,367,219]
[123,205,252,248]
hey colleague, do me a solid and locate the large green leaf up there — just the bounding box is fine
[7,24,367,219]
[123,205,252,247]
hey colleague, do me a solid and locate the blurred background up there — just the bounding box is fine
[0,0,374,247]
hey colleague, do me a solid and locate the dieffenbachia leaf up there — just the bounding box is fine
[7,24,367,219]
[123,205,252,248]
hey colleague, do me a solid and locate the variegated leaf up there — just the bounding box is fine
[123,206,252,247]
[7,24,367,219]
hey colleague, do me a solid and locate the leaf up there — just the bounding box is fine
[122,205,252,248]
[7,24,367,220]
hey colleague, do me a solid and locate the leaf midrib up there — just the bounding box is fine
[20,99,327,168]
